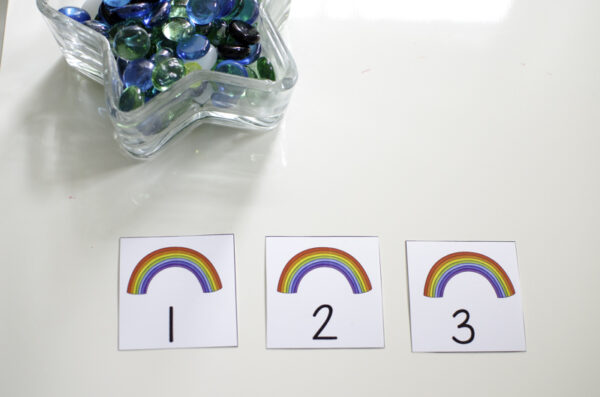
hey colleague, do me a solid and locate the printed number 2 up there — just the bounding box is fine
[452,309,474,344]
[313,304,337,340]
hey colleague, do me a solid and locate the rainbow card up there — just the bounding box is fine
[118,234,238,350]
[406,241,526,352]
[266,236,384,349]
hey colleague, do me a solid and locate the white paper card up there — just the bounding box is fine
[406,241,526,352]
[266,236,384,349]
[119,235,238,350]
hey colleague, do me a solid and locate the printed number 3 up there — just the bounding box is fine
[452,309,475,344]
[313,304,337,340]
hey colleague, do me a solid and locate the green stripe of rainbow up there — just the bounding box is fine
[127,247,222,294]
[277,247,372,294]
[423,251,515,298]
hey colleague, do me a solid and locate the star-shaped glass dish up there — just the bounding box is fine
[37,0,297,158]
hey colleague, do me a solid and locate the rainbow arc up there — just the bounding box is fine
[127,247,222,294]
[423,251,515,298]
[277,247,372,294]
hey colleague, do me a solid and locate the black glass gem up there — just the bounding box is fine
[228,20,259,45]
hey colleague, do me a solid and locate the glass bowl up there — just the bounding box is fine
[37,0,297,158]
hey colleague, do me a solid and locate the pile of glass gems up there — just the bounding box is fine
[59,0,277,112]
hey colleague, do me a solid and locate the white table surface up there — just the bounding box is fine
[1,0,599,395]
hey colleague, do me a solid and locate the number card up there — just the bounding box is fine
[266,236,385,349]
[119,235,238,350]
[406,241,526,352]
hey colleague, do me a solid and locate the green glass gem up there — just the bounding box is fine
[169,5,188,19]
[113,25,151,60]
[109,19,146,42]
[257,56,275,81]
[119,86,144,112]
[184,61,202,74]
[152,57,186,92]
[246,66,257,79]
[206,19,228,46]
[171,0,189,6]
[161,18,195,42]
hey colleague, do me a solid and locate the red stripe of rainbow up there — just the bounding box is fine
[277,247,372,294]
[423,251,515,298]
[127,247,222,294]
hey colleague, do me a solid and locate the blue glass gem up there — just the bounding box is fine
[213,60,247,98]
[144,1,171,27]
[103,0,132,7]
[217,0,235,18]
[176,34,210,60]
[114,2,153,21]
[237,42,261,66]
[229,0,258,24]
[58,7,91,23]
[117,58,129,79]
[123,59,155,92]
[214,59,248,77]
[186,0,220,25]
[83,20,110,37]
[98,2,124,25]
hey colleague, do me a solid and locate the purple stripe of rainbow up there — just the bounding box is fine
[288,259,363,294]
[138,258,215,294]
[433,263,505,298]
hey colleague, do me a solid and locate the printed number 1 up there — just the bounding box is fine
[313,304,337,340]
[452,309,474,344]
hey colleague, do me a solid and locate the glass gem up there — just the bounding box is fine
[98,3,123,25]
[171,0,189,6]
[217,0,235,18]
[229,0,258,24]
[217,44,250,60]
[150,48,173,64]
[221,0,241,20]
[58,7,91,23]
[214,60,248,77]
[123,59,155,92]
[257,56,275,81]
[117,58,128,79]
[104,0,132,7]
[206,19,228,46]
[186,0,220,25]
[119,86,144,112]
[161,18,195,42]
[152,57,186,91]
[169,5,188,19]
[245,66,257,79]
[184,61,202,74]
[145,1,171,27]
[83,20,110,36]
[228,20,259,45]
[194,44,218,70]
[109,20,145,42]
[176,34,210,60]
[236,42,260,65]
[114,3,153,21]
[113,25,151,60]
